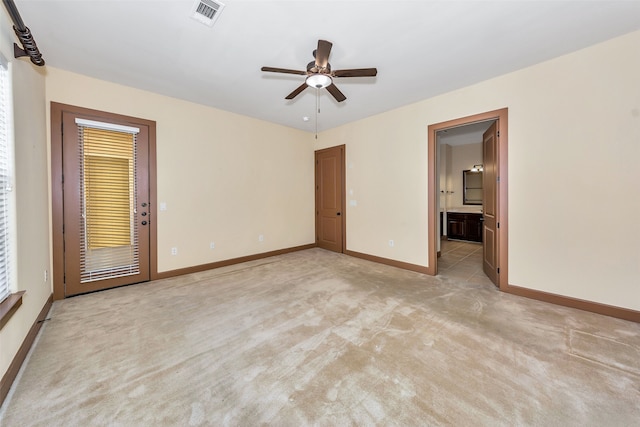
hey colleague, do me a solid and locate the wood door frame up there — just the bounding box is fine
[314,145,346,253]
[51,102,158,300]
[427,108,508,290]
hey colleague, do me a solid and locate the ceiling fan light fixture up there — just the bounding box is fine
[306,74,332,88]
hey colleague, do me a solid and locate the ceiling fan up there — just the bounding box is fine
[261,39,377,102]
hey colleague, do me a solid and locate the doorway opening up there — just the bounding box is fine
[427,108,508,290]
[437,120,495,286]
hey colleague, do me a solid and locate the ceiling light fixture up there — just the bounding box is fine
[306,73,332,88]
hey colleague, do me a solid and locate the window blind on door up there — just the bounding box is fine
[76,120,140,283]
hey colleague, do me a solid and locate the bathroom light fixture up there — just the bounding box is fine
[306,74,332,88]
[471,164,484,172]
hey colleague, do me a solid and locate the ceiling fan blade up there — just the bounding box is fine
[261,66,307,75]
[333,68,378,78]
[315,40,332,69]
[326,83,346,102]
[285,83,308,100]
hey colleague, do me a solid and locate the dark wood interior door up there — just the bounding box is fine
[315,146,345,252]
[483,121,499,286]
[60,109,151,296]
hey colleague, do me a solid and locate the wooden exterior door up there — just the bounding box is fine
[482,121,499,286]
[52,103,155,298]
[315,145,345,252]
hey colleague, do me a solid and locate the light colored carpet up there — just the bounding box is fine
[1,248,639,426]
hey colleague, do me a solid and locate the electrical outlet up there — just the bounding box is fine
[389,240,394,247]
[258,234,264,242]
[210,242,215,249]
[171,247,178,255]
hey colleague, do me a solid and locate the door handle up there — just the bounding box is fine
[141,221,148,226]
[336,212,341,216]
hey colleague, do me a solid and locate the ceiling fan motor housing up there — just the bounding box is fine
[307,61,331,74]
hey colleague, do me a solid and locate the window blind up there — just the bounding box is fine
[76,121,140,283]
[0,56,12,303]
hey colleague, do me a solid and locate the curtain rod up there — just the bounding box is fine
[2,0,45,66]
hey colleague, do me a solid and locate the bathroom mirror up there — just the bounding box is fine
[463,170,483,205]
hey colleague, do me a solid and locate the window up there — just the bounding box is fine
[0,54,13,303]
[75,119,140,283]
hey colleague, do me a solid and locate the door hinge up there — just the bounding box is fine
[497,222,500,228]
[497,267,500,274]
[497,130,500,137]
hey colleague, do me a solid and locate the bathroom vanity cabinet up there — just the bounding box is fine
[446,212,483,242]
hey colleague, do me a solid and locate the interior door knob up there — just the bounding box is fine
[337,212,341,216]
[141,221,148,226]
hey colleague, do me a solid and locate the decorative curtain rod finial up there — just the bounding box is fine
[3,0,45,66]
[13,26,45,66]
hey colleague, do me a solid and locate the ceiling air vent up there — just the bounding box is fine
[191,0,225,27]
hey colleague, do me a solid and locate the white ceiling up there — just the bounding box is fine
[13,0,640,132]
[437,121,493,147]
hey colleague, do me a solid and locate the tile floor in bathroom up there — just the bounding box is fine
[438,238,495,287]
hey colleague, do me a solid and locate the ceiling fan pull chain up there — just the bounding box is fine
[315,88,319,139]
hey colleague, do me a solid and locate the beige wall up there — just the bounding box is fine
[44,68,316,272]
[448,143,482,209]
[0,10,52,379]
[436,141,450,243]
[317,30,640,311]
[438,142,450,209]
[315,106,431,267]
